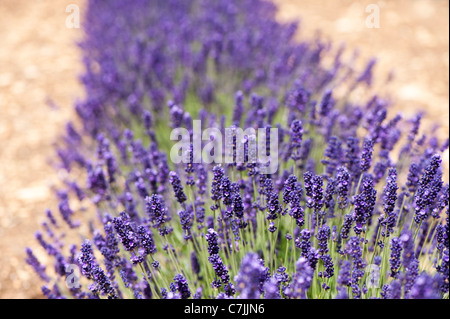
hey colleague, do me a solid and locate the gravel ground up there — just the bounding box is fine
[0,0,84,298]
[0,0,448,298]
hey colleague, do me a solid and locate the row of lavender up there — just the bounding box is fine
[25,0,449,299]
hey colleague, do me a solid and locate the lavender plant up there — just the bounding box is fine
[26,0,449,299]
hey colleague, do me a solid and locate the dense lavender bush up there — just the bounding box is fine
[27,0,449,299]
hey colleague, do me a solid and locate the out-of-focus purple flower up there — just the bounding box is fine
[232,90,244,126]
[322,136,342,177]
[346,237,365,299]
[357,58,376,86]
[234,252,268,299]
[288,120,303,161]
[338,260,352,288]
[86,164,108,199]
[399,230,416,269]
[318,90,334,117]
[284,257,313,299]
[408,274,442,299]
[379,168,398,237]
[345,137,361,181]
[25,248,50,283]
[406,163,421,194]
[196,164,208,196]
[386,280,402,299]
[436,249,449,293]
[404,259,419,297]
[263,277,281,299]
[190,251,200,276]
[58,199,79,229]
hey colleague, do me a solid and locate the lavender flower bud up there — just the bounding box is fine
[169,171,187,204]
[360,137,374,173]
[172,273,191,299]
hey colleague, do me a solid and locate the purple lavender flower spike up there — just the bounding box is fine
[414,154,442,224]
[336,166,351,209]
[288,119,303,161]
[25,248,50,283]
[296,229,312,258]
[352,174,377,235]
[389,237,403,278]
[232,90,244,126]
[379,168,398,237]
[360,137,374,173]
[211,165,225,203]
[208,253,231,289]
[316,224,331,255]
[346,237,365,299]
[205,228,220,255]
[146,194,171,236]
[112,212,139,252]
[169,171,187,204]
[172,273,191,299]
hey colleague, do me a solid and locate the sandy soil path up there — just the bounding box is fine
[0,0,84,298]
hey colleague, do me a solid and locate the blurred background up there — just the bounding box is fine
[0,0,448,298]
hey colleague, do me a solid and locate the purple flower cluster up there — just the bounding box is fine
[24,0,448,300]
[234,253,268,299]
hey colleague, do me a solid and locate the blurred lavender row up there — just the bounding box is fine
[26,0,449,299]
